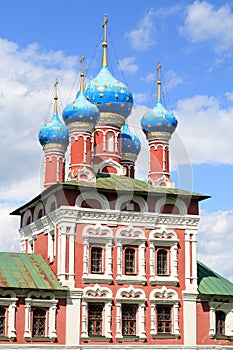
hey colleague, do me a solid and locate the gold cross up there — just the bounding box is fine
[80,54,85,72]
[54,79,58,100]
[156,62,162,81]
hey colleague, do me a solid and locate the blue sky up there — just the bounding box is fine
[0,0,233,280]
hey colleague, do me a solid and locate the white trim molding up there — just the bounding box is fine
[116,286,147,341]
[81,284,113,341]
[82,224,114,284]
[149,286,180,338]
[209,298,233,338]
[24,291,58,341]
[116,225,146,285]
[0,289,17,340]
[75,192,110,210]
[149,227,179,286]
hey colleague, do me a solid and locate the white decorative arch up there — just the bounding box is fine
[115,194,148,212]
[33,202,44,221]
[81,284,113,340]
[75,191,109,210]
[116,225,146,285]
[82,224,113,284]
[155,197,187,215]
[0,289,17,339]
[24,291,57,340]
[45,194,57,214]
[22,209,32,227]
[115,286,146,341]
[149,227,179,286]
[149,286,180,338]
[96,158,123,175]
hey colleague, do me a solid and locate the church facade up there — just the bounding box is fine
[1,15,233,349]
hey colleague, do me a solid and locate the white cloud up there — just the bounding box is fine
[125,9,155,50]
[164,70,183,90]
[198,210,233,282]
[181,1,233,53]
[133,93,148,104]
[141,72,155,83]
[173,94,233,165]
[118,56,138,74]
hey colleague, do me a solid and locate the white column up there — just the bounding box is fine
[191,232,198,288]
[173,302,180,337]
[105,301,112,338]
[149,243,155,280]
[81,301,88,338]
[105,241,113,279]
[115,302,122,339]
[8,301,17,338]
[68,225,76,288]
[209,306,215,338]
[58,225,67,283]
[24,301,31,338]
[138,242,146,279]
[49,302,57,338]
[184,230,191,289]
[182,292,198,345]
[116,243,122,279]
[138,302,146,340]
[83,239,89,278]
[66,290,83,345]
[171,243,178,279]
[150,304,156,335]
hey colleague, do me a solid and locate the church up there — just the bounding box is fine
[1,15,233,349]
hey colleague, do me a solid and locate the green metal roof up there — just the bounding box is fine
[0,252,65,290]
[198,261,233,296]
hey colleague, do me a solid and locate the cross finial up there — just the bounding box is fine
[101,14,109,67]
[54,79,59,114]
[80,54,85,72]
[102,13,108,43]
[156,62,162,100]
[80,54,85,93]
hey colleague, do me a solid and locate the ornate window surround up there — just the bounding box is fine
[149,227,179,286]
[76,192,110,210]
[116,226,146,285]
[115,194,148,212]
[155,197,187,215]
[81,284,113,341]
[24,291,58,341]
[115,286,146,341]
[0,289,17,340]
[209,298,233,339]
[149,286,180,338]
[82,224,113,284]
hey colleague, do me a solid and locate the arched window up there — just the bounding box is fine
[122,304,137,336]
[124,248,136,275]
[0,307,6,336]
[216,310,225,335]
[107,133,114,152]
[32,308,46,337]
[156,249,168,275]
[88,303,103,336]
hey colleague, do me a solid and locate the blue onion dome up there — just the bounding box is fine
[63,57,100,132]
[121,123,141,160]
[38,85,69,148]
[84,66,133,119]
[83,14,133,126]
[141,63,178,138]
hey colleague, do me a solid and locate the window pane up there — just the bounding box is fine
[91,247,103,273]
[157,249,168,275]
[157,306,171,333]
[125,248,135,275]
[122,304,137,336]
[88,304,103,336]
[32,308,46,337]
[0,307,6,336]
[216,310,225,335]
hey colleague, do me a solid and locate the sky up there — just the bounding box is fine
[0,0,233,281]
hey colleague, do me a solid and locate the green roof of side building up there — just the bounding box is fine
[197,261,233,296]
[0,252,66,290]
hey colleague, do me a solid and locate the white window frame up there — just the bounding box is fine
[149,286,180,338]
[115,286,146,341]
[116,226,146,285]
[149,227,179,286]
[0,289,17,340]
[209,299,233,338]
[24,291,58,341]
[82,224,113,284]
[81,284,113,341]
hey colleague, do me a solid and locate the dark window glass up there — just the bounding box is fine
[216,310,225,335]
[0,307,6,336]
[157,306,171,333]
[32,308,46,337]
[157,249,168,275]
[125,248,136,275]
[122,304,137,336]
[91,247,103,273]
[88,303,103,336]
